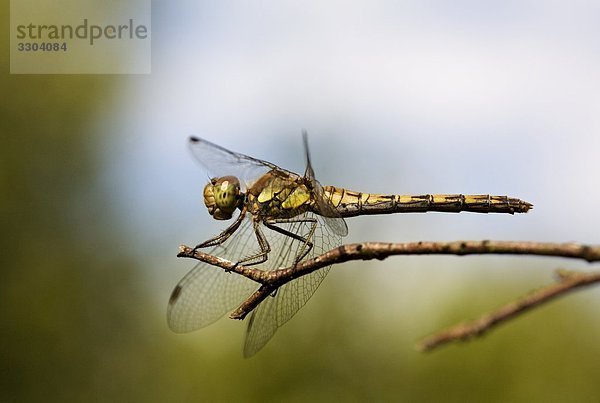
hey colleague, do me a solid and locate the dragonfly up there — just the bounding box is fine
[167,134,532,357]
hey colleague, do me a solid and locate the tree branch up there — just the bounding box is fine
[416,269,600,351]
[177,241,600,344]
[178,240,600,281]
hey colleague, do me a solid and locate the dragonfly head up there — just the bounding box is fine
[203,176,242,220]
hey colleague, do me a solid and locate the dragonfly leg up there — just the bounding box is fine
[234,219,272,267]
[193,208,246,250]
[264,217,318,265]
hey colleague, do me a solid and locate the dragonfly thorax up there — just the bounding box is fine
[203,176,243,220]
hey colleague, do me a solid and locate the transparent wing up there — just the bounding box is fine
[243,212,343,357]
[188,137,299,191]
[302,132,348,237]
[167,218,260,332]
[310,177,348,237]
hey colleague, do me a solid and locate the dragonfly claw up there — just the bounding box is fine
[226,262,240,273]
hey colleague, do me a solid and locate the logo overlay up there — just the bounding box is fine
[10,0,151,74]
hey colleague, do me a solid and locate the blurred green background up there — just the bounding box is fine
[3,2,600,402]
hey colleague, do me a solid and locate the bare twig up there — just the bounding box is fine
[416,269,600,351]
[177,241,600,343]
[178,240,600,277]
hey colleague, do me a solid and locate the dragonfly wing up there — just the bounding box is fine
[242,212,342,357]
[188,137,298,191]
[300,132,348,237]
[243,266,331,357]
[167,219,259,332]
[311,180,348,237]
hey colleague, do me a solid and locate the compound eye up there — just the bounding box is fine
[203,181,218,216]
[203,176,241,220]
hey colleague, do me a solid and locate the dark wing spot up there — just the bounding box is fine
[169,285,182,305]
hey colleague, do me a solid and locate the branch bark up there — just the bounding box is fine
[177,240,600,348]
[416,269,600,351]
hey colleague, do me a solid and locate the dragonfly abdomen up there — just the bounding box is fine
[323,186,533,217]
